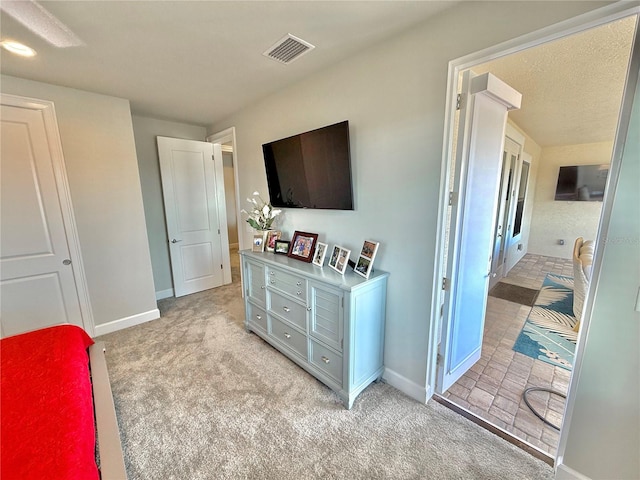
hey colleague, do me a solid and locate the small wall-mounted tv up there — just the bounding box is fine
[262,121,354,210]
[554,164,609,201]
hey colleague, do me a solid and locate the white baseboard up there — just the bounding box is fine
[555,463,591,480]
[94,309,160,337]
[383,367,430,404]
[155,288,174,300]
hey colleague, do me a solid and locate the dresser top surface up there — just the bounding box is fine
[240,250,388,291]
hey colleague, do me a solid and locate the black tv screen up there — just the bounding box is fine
[262,121,354,210]
[554,165,609,201]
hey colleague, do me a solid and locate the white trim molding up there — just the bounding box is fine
[94,309,160,337]
[383,368,430,404]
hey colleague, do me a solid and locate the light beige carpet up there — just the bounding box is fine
[98,267,553,480]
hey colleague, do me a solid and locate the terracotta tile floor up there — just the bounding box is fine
[443,253,574,456]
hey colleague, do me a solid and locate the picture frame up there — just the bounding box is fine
[252,234,265,252]
[265,230,282,253]
[287,231,318,263]
[274,240,290,255]
[328,245,351,275]
[354,240,380,278]
[312,242,328,267]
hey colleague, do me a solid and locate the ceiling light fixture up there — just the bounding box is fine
[0,40,36,57]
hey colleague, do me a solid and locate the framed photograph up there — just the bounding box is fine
[252,234,265,252]
[354,240,380,278]
[328,245,351,275]
[287,231,318,262]
[274,240,290,255]
[265,230,282,252]
[312,242,328,267]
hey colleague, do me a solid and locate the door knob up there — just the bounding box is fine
[171,239,182,243]
[62,259,72,265]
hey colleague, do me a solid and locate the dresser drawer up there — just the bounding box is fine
[310,340,343,384]
[267,267,307,301]
[270,316,307,359]
[247,302,268,333]
[268,291,307,330]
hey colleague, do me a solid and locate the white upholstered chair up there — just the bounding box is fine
[572,237,595,332]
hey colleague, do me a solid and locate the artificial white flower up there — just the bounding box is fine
[243,191,281,230]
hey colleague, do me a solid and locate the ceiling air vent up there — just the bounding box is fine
[263,34,315,65]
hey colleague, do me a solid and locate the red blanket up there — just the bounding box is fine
[1,325,99,480]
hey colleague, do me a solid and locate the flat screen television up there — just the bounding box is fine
[262,121,354,210]
[554,164,609,201]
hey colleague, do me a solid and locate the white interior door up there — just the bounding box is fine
[0,103,84,337]
[157,137,231,297]
[436,72,521,393]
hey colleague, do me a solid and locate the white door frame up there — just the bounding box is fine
[428,0,639,457]
[1,94,95,336]
[207,127,242,251]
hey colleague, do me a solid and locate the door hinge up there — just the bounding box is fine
[341,338,344,349]
[448,191,457,206]
[437,352,442,364]
[456,93,463,110]
[442,277,450,291]
[218,228,221,234]
[221,264,223,269]
[212,155,215,161]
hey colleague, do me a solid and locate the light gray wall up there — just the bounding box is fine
[1,75,157,327]
[208,1,609,394]
[222,151,239,247]
[131,115,206,295]
[558,60,639,480]
[528,141,612,259]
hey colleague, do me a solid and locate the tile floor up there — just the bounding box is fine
[443,253,574,456]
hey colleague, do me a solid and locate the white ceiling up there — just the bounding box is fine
[0,1,456,126]
[0,2,635,147]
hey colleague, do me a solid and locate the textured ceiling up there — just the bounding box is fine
[0,1,456,126]
[471,16,636,147]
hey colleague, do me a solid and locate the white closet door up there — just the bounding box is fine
[1,104,84,337]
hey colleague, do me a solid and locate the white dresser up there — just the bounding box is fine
[240,250,388,409]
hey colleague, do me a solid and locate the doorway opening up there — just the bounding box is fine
[207,127,242,286]
[431,11,637,460]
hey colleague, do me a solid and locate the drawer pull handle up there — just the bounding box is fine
[260,286,265,290]
[296,291,302,296]
[296,281,302,286]
[284,332,291,339]
[270,272,275,276]
[256,315,262,320]
[307,307,311,312]
[283,306,290,313]
[270,280,275,284]
[321,356,330,364]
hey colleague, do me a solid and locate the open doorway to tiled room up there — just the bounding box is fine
[442,253,574,456]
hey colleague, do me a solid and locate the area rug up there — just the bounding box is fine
[489,281,539,306]
[513,274,578,371]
